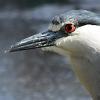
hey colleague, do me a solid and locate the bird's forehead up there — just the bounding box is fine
[51,14,78,25]
[51,15,64,25]
[49,10,99,31]
[49,14,78,31]
[64,15,78,25]
[51,10,97,26]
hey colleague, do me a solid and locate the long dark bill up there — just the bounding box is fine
[8,30,64,52]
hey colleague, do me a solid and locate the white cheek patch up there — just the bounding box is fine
[48,24,62,32]
[42,46,69,56]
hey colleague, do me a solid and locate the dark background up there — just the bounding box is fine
[0,0,100,100]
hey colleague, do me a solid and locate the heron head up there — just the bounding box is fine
[9,10,100,54]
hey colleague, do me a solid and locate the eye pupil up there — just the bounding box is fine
[65,23,76,33]
[67,25,72,30]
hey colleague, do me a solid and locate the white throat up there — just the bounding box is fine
[43,25,100,99]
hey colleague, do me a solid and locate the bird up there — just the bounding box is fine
[8,10,100,100]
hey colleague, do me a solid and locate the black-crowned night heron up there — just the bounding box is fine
[8,10,100,100]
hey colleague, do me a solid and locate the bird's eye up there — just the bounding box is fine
[64,23,76,33]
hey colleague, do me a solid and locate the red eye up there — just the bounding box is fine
[65,23,76,33]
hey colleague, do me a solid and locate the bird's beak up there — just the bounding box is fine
[9,30,64,52]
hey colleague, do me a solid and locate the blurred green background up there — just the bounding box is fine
[0,0,100,100]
